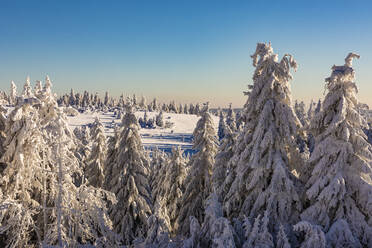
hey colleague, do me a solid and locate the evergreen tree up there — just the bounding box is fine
[217,111,226,141]
[163,146,187,232]
[105,103,152,245]
[21,76,34,100]
[156,111,165,127]
[9,81,17,105]
[223,43,303,236]
[301,53,372,247]
[226,103,237,131]
[85,118,107,188]
[177,103,218,235]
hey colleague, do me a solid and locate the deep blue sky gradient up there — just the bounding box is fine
[1,0,371,107]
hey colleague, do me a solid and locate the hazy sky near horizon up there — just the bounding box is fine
[1,0,372,107]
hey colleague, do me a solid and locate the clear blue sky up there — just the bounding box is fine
[1,0,372,107]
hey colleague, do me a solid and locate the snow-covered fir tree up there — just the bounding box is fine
[104,103,152,245]
[9,81,17,105]
[300,53,372,247]
[226,103,237,131]
[177,103,218,235]
[156,111,165,127]
[163,146,187,233]
[223,43,303,239]
[217,111,226,141]
[21,76,34,100]
[294,100,308,126]
[84,118,107,188]
[212,125,236,201]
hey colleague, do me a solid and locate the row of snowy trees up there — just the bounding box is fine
[1,43,371,247]
[57,89,207,115]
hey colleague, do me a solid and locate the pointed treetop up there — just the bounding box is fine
[251,42,274,67]
[201,102,209,113]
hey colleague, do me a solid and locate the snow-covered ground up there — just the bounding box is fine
[67,111,219,154]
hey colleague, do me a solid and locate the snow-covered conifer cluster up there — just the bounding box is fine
[1,43,371,247]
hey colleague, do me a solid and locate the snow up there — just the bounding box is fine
[67,110,219,154]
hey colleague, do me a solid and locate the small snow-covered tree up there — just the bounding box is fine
[242,211,274,248]
[301,53,372,247]
[226,103,237,131]
[217,111,226,141]
[177,103,218,235]
[223,43,303,235]
[294,100,308,126]
[201,193,237,247]
[34,80,43,98]
[156,111,165,127]
[85,118,107,188]
[212,125,236,201]
[21,76,34,100]
[105,103,152,245]
[163,146,187,232]
[9,81,17,105]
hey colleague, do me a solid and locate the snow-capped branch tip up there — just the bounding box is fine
[251,42,274,67]
[344,52,360,67]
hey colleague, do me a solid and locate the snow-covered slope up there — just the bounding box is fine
[67,111,219,154]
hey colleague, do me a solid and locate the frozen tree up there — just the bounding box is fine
[200,193,237,247]
[217,111,226,141]
[294,100,308,126]
[177,103,218,235]
[85,118,107,188]
[21,76,34,100]
[156,111,165,127]
[163,146,187,232]
[300,53,372,247]
[194,103,201,116]
[105,103,152,245]
[69,89,76,106]
[293,221,326,248]
[104,91,109,106]
[183,104,189,114]
[34,80,43,99]
[9,81,17,105]
[140,95,146,109]
[226,103,237,131]
[212,125,236,201]
[314,99,321,114]
[223,43,303,235]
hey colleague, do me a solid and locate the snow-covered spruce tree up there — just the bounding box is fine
[163,146,187,233]
[217,111,226,141]
[150,148,170,204]
[212,125,236,201]
[0,104,44,247]
[223,43,303,236]
[9,81,17,105]
[84,118,107,188]
[105,103,152,245]
[300,53,372,247]
[294,100,308,126]
[200,193,237,247]
[21,76,34,100]
[156,111,165,127]
[242,211,274,248]
[226,103,237,131]
[177,103,218,236]
[34,80,43,99]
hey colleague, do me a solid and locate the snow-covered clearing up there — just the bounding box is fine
[67,111,219,154]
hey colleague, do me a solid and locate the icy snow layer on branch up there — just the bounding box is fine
[223,43,303,237]
[302,53,372,247]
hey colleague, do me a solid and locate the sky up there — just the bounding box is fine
[0,0,372,108]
